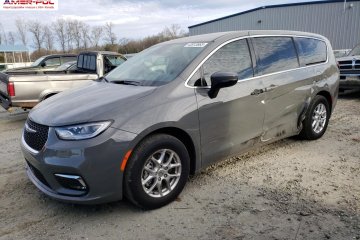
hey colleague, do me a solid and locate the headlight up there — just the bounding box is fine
[55,121,112,140]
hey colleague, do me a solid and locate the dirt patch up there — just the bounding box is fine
[0,92,359,240]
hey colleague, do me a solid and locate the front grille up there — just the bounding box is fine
[338,60,360,71]
[27,161,51,188]
[23,119,49,152]
[339,60,352,65]
[339,70,360,75]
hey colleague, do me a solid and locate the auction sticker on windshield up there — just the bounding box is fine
[1,0,58,11]
[184,43,208,48]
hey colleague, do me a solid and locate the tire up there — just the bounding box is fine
[124,134,190,209]
[299,95,330,140]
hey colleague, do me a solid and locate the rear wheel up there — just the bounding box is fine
[299,95,330,140]
[124,134,190,209]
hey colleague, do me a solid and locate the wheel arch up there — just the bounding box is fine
[39,90,59,101]
[316,90,333,114]
[131,126,198,175]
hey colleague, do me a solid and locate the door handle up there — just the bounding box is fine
[251,89,264,95]
[265,84,278,92]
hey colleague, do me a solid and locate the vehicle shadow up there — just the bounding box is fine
[338,89,360,100]
[0,108,28,122]
[52,198,143,214]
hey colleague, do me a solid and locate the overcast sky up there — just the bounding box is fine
[1,0,321,41]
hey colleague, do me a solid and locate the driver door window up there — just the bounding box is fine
[202,39,253,86]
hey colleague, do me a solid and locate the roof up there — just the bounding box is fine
[0,45,28,52]
[41,54,77,58]
[188,0,360,29]
[168,30,325,43]
[79,51,122,55]
[167,31,247,43]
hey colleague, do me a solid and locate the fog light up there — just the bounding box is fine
[54,174,87,191]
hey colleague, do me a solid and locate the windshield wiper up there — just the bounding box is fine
[97,76,109,82]
[111,80,141,86]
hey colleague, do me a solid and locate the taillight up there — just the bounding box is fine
[7,82,15,97]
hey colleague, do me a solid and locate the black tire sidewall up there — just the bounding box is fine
[303,95,330,140]
[124,134,190,209]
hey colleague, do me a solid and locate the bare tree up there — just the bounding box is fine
[90,26,103,49]
[0,23,7,45]
[81,23,90,49]
[8,31,15,45]
[65,20,75,51]
[162,24,186,39]
[43,25,54,51]
[53,19,67,52]
[104,22,117,45]
[71,20,83,50]
[28,21,44,52]
[15,19,27,46]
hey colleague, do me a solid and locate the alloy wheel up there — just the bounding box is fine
[141,149,182,198]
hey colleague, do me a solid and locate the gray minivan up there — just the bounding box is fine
[21,31,339,209]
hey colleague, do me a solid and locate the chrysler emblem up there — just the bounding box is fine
[25,123,37,133]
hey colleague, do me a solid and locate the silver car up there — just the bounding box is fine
[21,30,339,209]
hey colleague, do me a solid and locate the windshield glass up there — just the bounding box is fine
[31,56,46,67]
[106,42,207,86]
[348,44,360,56]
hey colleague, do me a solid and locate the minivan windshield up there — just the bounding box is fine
[106,42,207,86]
[348,44,360,56]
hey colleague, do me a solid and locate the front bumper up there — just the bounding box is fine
[21,127,137,204]
[339,74,360,90]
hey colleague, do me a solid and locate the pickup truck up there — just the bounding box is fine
[337,43,360,91]
[0,51,126,110]
[4,54,77,73]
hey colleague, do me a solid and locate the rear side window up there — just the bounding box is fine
[44,57,60,67]
[89,56,96,70]
[77,54,96,72]
[253,37,299,75]
[62,56,77,64]
[202,39,253,85]
[294,38,327,66]
[77,55,83,68]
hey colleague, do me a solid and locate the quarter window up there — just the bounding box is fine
[202,39,253,86]
[253,37,299,75]
[294,38,327,66]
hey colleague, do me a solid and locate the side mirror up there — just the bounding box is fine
[41,62,46,67]
[208,72,238,99]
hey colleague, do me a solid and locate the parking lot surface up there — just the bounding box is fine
[0,92,359,240]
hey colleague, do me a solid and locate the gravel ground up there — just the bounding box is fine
[0,92,359,240]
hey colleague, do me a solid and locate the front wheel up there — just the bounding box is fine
[299,95,330,140]
[124,134,190,209]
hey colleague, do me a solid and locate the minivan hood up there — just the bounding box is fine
[29,82,156,127]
